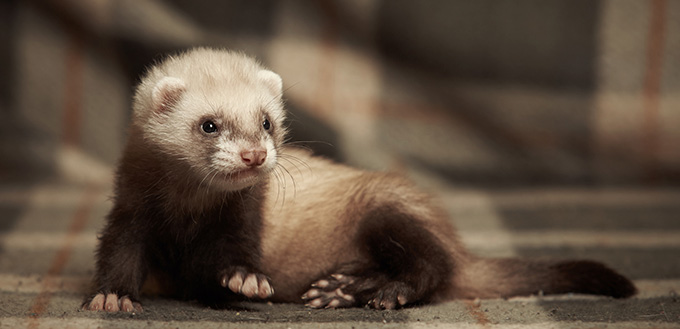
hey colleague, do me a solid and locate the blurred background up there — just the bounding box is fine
[1,0,678,187]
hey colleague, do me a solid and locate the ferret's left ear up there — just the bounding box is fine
[152,77,186,114]
[258,70,283,97]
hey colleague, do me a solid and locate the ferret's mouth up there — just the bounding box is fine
[209,166,271,191]
[225,168,260,181]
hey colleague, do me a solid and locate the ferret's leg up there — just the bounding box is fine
[83,215,147,312]
[303,207,454,309]
[184,222,274,307]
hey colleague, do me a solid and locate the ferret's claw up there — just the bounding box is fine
[221,266,274,299]
[83,293,142,313]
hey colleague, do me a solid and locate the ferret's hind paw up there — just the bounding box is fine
[302,274,357,309]
[82,293,143,313]
[365,281,412,310]
[220,266,274,299]
[303,274,414,310]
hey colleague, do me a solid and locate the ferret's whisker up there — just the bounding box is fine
[271,168,286,208]
[206,168,221,196]
[285,140,335,148]
[276,163,298,199]
[278,155,312,179]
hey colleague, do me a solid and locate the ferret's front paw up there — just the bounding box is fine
[220,266,274,299]
[82,293,143,313]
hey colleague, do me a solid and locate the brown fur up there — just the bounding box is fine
[84,48,636,312]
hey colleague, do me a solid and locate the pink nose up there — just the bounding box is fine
[240,149,267,167]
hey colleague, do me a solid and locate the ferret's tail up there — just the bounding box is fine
[456,258,637,299]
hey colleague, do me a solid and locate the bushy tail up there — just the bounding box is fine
[458,258,637,299]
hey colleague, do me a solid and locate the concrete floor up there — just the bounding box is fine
[1,179,679,328]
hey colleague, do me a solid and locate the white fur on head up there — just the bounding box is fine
[151,77,186,113]
[257,70,283,97]
[130,48,289,192]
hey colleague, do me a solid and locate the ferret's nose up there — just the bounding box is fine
[240,149,267,167]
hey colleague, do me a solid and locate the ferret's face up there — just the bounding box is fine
[137,67,286,192]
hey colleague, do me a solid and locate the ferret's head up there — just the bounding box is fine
[131,48,287,192]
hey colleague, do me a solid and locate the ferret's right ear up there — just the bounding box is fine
[151,77,186,114]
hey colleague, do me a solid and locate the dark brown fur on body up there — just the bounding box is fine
[90,129,272,309]
[85,48,636,312]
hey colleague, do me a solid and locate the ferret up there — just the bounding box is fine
[84,48,636,312]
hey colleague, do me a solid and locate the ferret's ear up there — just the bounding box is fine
[151,77,186,114]
[258,70,283,97]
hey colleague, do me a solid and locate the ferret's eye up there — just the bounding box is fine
[262,118,271,131]
[201,121,218,134]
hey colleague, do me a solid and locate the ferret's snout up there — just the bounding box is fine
[240,149,267,167]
